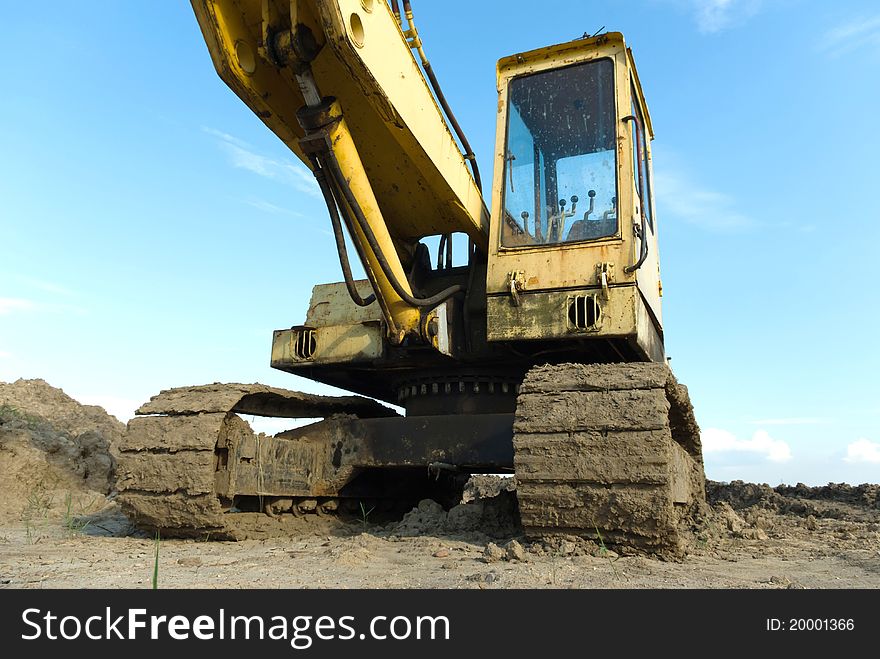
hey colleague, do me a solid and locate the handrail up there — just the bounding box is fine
[622,114,648,273]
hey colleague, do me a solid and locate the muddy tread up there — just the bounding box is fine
[514,429,672,484]
[514,363,706,555]
[514,389,669,433]
[116,492,232,538]
[118,414,226,452]
[520,362,669,393]
[137,383,396,418]
[117,451,217,494]
[117,385,379,538]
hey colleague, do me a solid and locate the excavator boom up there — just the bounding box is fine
[191,0,488,247]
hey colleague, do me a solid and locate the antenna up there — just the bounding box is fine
[581,26,606,39]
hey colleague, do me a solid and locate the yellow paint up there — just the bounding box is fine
[323,105,422,337]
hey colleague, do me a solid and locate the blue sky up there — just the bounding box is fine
[1,1,878,486]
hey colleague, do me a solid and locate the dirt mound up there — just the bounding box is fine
[0,379,122,524]
[0,379,125,439]
[775,482,879,509]
[707,480,880,523]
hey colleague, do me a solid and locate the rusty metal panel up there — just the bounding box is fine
[486,284,638,342]
[348,414,515,469]
[304,281,384,327]
[226,413,515,498]
[271,321,384,368]
[635,291,665,362]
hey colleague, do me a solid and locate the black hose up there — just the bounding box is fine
[321,146,465,308]
[309,155,376,307]
[404,1,482,191]
[436,233,447,270]
[422,62,482,191]
[436,233,452,269]
[462,238,479,353]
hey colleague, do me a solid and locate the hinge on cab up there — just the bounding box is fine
[507,270,526,306]
[596,262,614,299]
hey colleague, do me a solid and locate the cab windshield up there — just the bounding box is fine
[501,59,618,247]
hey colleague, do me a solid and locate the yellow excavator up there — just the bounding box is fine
[117,0,706,554]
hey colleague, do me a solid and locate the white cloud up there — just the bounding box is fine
[0,351,10,359]
[241,198,303,217]
[203,127,319,198]
[15,276,75,297]
[702,427,792,462]
[843,438,880,464]
[691,0,764,33]
[201,126,253,150]
[653,167,754,231]
[821,15,880,58]
[0,296,86,317]
[0,297,37,315]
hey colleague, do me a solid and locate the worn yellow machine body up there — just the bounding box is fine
[117,0,707,555]
[191,0,487,339]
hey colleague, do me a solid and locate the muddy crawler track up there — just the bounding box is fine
[514,363,707,556]
[116,384,396,539]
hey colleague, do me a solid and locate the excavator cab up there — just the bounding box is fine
[487,33,664,362]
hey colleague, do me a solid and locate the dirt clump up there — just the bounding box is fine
[503,539,527,561]
[482,542,505,563]
[461,475,516,503]
[392,475,519,539]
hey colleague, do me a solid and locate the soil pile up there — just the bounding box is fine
[708,480,880,523]
[0,379,122,523]
[392,476,519,539]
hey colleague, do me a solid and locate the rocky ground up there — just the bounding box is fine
[1,379,878,589]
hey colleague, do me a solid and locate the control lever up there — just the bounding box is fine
[582,189,596,220]
[602,196,617,221]
[505,151,516,192]
[547,195,579,242]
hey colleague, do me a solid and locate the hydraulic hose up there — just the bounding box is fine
[421,60,482,191]
[436,233,452,269]
[309,155,376,307]
[320,146,465,309]
[402,1,483,191]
